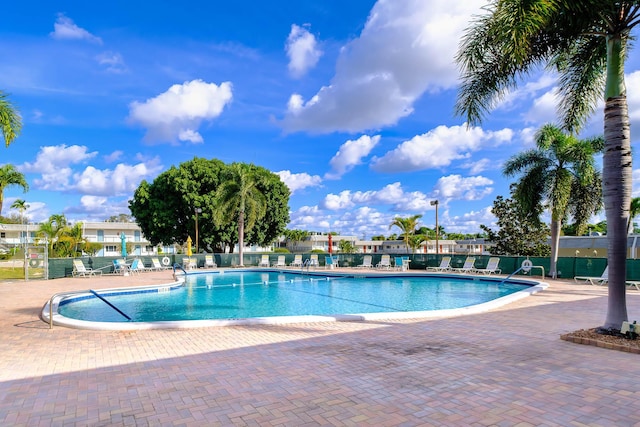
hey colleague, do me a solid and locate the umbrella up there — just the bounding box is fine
[120,232,127,257]
[186,236,192,257]
[328,233,333,255]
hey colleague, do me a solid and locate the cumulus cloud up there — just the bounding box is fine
[128,79,233,144]
[50,14,102,44]
[74,161,164,196]
[19,144,98,190]
[320,182,432,212]
[276,170,323,194]
[286,24,322,78]
[371,124,513,173]
[325,135,380,179]
[281,0,484,133]
[432,175,494,201]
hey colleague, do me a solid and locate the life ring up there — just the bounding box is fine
[29,258,41,268]
[162,256,171,266]
[521,259,533,273]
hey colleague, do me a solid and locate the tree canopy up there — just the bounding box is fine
[0,91,21,148]
[129,158,290,253]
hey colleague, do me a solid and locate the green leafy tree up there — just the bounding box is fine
[10,198,28,227]
[389,214,422,252]
[214,163,267,267]
[406,234,426,253]
[129,158,290,255]
[481,193,551,257]
[628,197,640,234]
[284,229,310,252]
[105,214,134,223]
[371,235,386,241]
[503,124,603,278]
[0,164,28,215]
[456,1,639,329]
[0,91,21,148]
[37,214,67,256]
[58,222,88,257]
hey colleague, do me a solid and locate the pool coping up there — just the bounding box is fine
[41,269,549,330]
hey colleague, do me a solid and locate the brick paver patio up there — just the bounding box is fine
[0,269,639,426]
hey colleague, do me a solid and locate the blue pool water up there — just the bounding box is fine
[57,270,533,323]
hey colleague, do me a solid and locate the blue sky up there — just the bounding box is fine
[2,1,640,239]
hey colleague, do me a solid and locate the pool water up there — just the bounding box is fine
[57,270,532,323]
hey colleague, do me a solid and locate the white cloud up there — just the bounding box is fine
[371,124,513,173]
[74,160,164,196]
[281,0,485,133]
[128,79,233,144]
[104,151,123,163]
[286,24,322,78]
[50,14,102,44]
[462,158,492,174]
[522,87,561,125]
[19,145,98,190]
[325,135,380,179]
[432,175,494,201]
[96,51,127,73]
[320,182,433,212]
[276,170,323,194]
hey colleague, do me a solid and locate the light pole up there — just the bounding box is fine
[430,200,439,255]
[195,208,202,254]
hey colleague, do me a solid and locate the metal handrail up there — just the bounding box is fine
[46,289,91,329]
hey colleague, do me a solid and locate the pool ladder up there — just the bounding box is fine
[302,258,312,274]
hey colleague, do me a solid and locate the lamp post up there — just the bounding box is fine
[195,208,202,254]
[430,200,439,255]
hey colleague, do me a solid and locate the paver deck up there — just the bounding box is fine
[0,269,639,426]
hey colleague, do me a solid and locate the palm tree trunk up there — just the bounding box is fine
[549,219,561,278]
[238,210,245,267]
[602,95,631,330]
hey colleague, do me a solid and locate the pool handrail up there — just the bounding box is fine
[89,289,131,321]
[46,289,92,329]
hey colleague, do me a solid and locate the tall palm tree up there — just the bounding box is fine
[0,164,28,214]
[37,214,67,256]
[10,199,29,246]
[389,214,422,252]
[628,197,640,234]
[0,91,22,148]
[503,124,603,278]
[214,163,267,266]
[455,1,639,330]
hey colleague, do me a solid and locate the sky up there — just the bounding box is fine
[1,0,640,240]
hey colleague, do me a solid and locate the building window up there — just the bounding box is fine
[105,245,116,252]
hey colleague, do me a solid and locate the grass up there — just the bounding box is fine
[0,267,25,280]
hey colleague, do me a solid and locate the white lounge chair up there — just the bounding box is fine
[151,258,170,270]
[473,257,501,275]
[358,255,373,268]
[427,256,451,272]
[575,266,608,285]
[72,259,102,277]
[451,257,476,273]
[376,255,391,270]
[204,255,217,268]
[309,254,319,268]
[290,254,303,267]
[272,255,286,268]
[259,255,270,267]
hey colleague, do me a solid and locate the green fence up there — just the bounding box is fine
[45,253,638,280]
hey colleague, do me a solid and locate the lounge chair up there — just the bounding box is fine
[151,258,170,270]
[376,255,391,270]
[324,256,336,269]
[72,259,102,277]
[627,281,640,291]
[427,256,452,272]
[204,255,217,268]
[259,255,270,267]
[182,257,197,270]
[113,259,128,275]
[128,258,149,274]
[473,257,501,275]
[394,256,406,271]
[451,257,476,273]
[358,255,373,268]
[290,254,303,267]
[309,254,319,268]
[272,255,286,268]
[575,266,608,285]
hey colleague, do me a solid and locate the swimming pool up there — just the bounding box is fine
[44,270,547,330]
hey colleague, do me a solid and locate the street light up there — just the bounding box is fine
[430,200,439,255]
[195,208,202,254]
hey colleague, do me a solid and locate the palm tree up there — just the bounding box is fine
[37,214,67,256]
[0,164,28,214]
[389,215,422,252]
[455,1,639,330]
[406,234,426,253]
[58,222,87,257]
[10,199,29,246]
[214,163,267,266]
[503,124,603,278]
[0,91,22,148]
[628,197,640,234]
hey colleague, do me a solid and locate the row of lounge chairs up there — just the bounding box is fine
[574,266,640,290]
[72,255,219,277]
[426,256,502,275]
